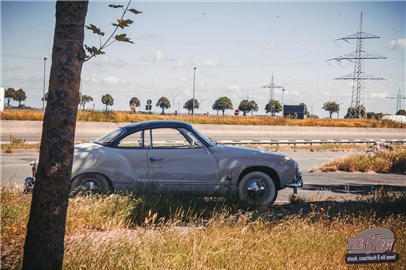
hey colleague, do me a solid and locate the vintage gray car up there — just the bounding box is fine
[68,120,302,207]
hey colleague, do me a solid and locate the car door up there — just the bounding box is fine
[147,127,220,195]
[112,129,150,190]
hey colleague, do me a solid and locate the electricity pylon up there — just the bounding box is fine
[331,12,386,118]
[386,88,406,113]
[262,74,284,116]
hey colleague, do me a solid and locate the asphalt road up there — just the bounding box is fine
[2,149,405,203]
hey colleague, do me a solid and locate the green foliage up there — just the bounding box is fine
[238,99,258,116]
[80,94,93,110]
[183,98,200,114]
[345,105,366,119]
[322,101,340,119]
[101,94,114,111]
[5,88,16,107]
[265,100,282,115]
[299,102,310,117]
[156,96,171,115]
[396,109,406,116]
[129,97,140,107]
[14,89,26,107]
[212,96,233,115]
[84,1,141,60]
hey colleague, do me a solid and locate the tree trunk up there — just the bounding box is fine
[22,1,88,269]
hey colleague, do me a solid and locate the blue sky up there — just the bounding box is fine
[2,0,405,117]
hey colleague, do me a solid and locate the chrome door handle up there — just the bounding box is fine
[149,157,163,162]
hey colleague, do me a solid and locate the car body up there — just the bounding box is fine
[67,120,302,207]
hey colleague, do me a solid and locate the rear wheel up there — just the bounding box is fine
[237,171,277,208]
[71,173,111,195]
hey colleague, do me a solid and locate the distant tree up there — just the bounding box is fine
[80,94,93,110]
[5,88,16,107]
[183,98,199,114]
[249,100,259,116]
[322,101,340,119]
[307,114,319,119]
[212,96,233,115]
[101,94,114,111]
[299,102,310,117]
[129,97,140,107]
[396,109,406,116]
[238,99,258,116]
[14,88,27,107]
[265,100,282,116]
[156,96,171,115]
[345,105,366,119]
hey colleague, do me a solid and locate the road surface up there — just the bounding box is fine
[2,120,405,143]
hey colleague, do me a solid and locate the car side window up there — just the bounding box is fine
[151,128,202,148]
[117,130,150,148]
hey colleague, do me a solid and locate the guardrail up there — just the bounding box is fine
[216,138,406,146]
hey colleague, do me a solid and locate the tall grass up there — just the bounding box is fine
[2,109,405,128]
[1,186,405,269]
[319,148,406,173]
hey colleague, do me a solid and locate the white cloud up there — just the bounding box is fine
[172,61,186,69]
[369,92,389,99]
[142,50,168,63]
[104,76,120,84]
[388,39,406,49]
[228,85,240,92]
[262,42,277,49]
[195,59,220,67]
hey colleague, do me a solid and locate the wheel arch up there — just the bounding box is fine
[238,166,281,190]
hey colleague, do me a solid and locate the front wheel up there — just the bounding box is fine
[71,173,111,195]
[237,171,277,208]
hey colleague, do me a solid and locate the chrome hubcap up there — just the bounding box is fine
[247,179,266,200]
[81,180,98,191]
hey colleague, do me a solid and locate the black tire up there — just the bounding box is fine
[237,171,277,208]
[71,173,111,195]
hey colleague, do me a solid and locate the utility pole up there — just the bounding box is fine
[331,12,385,118]
[386,88,406,113]
[192,67,196,116]
[262,74,283,116]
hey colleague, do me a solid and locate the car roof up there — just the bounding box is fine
[120,120,193,133]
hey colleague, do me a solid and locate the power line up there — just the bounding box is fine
[330,12,386,118]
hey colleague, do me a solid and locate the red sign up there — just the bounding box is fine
[234,109,240,116]
[130,103,136,111]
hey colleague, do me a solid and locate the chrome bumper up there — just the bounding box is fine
[286,172,303,188]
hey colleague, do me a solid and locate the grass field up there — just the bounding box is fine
[1,186,405,269]
[1,108,405,128]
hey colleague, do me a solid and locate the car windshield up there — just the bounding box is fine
[94,128,123,144]
[191,126,215,147]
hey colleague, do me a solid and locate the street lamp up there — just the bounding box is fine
[192,67,196,115]
[43,56,47,111]
[281,88,285,116]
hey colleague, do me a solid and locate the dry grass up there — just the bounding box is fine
[1,186,406,269]
[318,148,406,173]
[2,109,405,128]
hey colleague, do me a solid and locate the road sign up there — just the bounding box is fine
[234,109,240,116]
[130,103,136,111]
[147,99,152,105]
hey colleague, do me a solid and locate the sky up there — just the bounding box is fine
[1,0,405,117]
